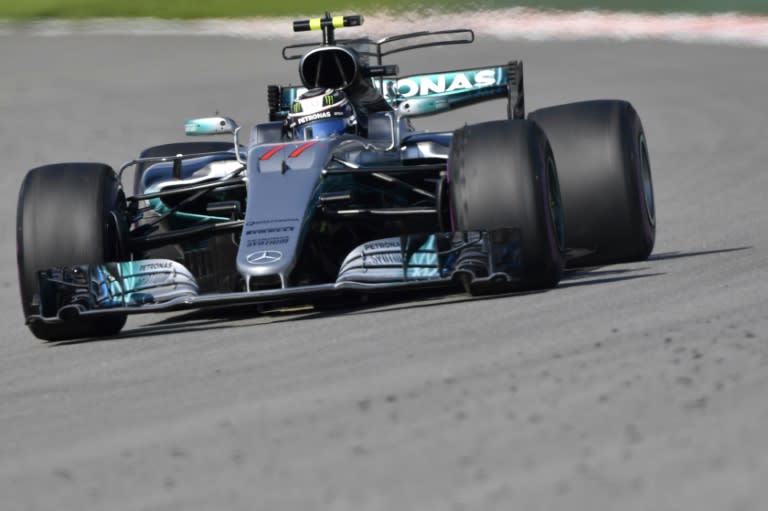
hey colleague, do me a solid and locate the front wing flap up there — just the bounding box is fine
[28,231,524,325]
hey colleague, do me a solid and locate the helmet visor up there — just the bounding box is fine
[294,118,347,140]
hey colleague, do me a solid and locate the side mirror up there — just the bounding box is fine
[184,116,238,136]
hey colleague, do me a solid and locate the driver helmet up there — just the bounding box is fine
[287,88,356,140]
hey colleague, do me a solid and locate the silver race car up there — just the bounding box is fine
[16,13,655,341]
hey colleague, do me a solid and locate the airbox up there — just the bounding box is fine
[299,46,359,90]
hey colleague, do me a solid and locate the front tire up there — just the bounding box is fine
[449,120,565,292]
[17,163,129,341]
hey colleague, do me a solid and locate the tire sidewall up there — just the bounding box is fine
[622,105,655,259]
[530,131,565,286]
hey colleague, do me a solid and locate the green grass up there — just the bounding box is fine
[1,0,766,19]
[0,0,395,19]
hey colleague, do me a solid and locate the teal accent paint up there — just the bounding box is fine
[377,67,506,101]
[406,235,440,279]
[375,66,508,116]
[184,117,236,136]
[147,197,229,223]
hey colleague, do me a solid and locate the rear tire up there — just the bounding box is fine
[529,100,655,266]
[449,120,565,292]
[17,163,129,341]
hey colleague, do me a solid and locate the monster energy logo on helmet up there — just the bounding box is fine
[287,87,355,131]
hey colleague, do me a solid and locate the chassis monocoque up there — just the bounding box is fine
[16,14,656,341]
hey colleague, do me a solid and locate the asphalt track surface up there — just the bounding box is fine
[1,33,767,511]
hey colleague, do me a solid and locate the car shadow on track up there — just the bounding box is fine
[558,268,664,288]
[53,245,751,346]
[49,266,669,346]
[648,246,751,261]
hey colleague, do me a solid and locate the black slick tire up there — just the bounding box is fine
[449,119,565,292]
[17,163,129,341]
[529,100,655,266]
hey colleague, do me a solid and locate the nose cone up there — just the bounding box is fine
[237,140,332,288]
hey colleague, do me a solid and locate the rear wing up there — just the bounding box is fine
[269,62,524,120]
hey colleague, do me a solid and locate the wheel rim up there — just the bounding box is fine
[546,155,566,252]
[639,133,655,227]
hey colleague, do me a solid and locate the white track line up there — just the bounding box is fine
[2,9,768,47]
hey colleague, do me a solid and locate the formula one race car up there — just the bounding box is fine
[16,13,655,341]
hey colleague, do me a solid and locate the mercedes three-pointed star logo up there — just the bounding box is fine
[246,250,283,265]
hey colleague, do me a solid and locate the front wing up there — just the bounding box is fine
[28,231,525,326]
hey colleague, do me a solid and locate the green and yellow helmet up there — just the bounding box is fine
[287,88,356,139]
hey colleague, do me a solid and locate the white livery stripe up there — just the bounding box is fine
[373,9,768,46]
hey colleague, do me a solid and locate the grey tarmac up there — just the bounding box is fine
[0,33,767,511]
